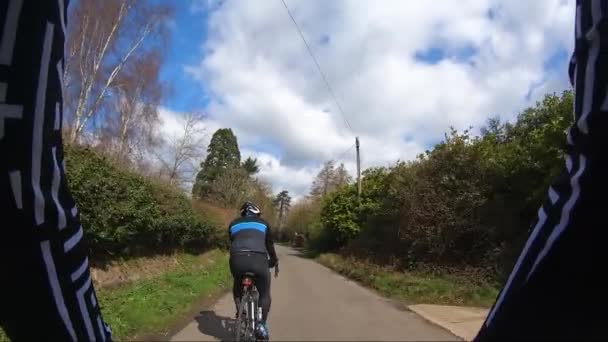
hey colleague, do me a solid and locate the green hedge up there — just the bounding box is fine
[64,145,217,256]
[310,91,574,280]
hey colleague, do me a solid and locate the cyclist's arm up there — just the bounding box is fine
[475,1,607,340]
[265,223,279,267]
[0,1,112,340]
[228,222,233,242]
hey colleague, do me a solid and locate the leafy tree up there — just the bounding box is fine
[242,157,260,176]
[274,190,292,228]
[320,185,360,247]
[193,128,241,198]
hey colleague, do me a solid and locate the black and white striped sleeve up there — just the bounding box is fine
[0,1,112,341]
[475,0,608,340]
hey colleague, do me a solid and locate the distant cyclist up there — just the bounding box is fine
[228,201,279,337]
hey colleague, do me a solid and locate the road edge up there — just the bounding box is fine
[408,304,487,342]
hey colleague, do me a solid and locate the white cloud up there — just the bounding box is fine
[182,0,575,199]
[241,149,320,202]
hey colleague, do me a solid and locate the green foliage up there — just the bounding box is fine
[190,128,277,220]
[242,157,260,176]
[306,91,574,279]
[311,167,389,249]
[65,145,216,256]
[320,186,359,246]
[193,128,241,198]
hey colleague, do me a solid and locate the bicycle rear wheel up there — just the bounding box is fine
[235,294,247,342]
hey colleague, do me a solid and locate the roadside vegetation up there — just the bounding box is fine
[286,91,573,304]
[65,145,220,258]
[317,253,498,307]
[98,250,230,340]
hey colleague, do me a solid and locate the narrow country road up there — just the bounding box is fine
[171,245,459,341]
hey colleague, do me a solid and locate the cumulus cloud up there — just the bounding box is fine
[182,0,575,199]
[241,149,321,202]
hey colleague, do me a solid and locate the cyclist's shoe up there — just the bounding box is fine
[255,322,269,341]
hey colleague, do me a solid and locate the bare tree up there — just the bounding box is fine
[210,168,250,207]
[310,160,336,198]
[98,50,164,165]
[332,163,352,188]
[157,112,207,187]
[309,160,352,199]
[63,0,171,143]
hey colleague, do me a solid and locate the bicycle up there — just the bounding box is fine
[235,265,279,342]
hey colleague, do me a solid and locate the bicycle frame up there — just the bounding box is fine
[236,266,276,342]
[236,275,260,342]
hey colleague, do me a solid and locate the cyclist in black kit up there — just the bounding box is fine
[228,201,278,337]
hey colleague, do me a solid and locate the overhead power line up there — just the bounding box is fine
[335,143,356,161]
[279,0,353,132]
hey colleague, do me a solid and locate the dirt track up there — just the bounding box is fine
[171,245,458,341]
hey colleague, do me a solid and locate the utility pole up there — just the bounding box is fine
[356,137,361,198]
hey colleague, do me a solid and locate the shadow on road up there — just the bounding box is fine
[195,310,235,341]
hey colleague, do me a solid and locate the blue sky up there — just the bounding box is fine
[159,1,211,113]
[156,0,575,199]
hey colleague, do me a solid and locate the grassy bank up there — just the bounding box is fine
[98,249,230,340]
[317,253,498,308]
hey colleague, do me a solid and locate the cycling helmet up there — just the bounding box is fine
[240,201,261,217]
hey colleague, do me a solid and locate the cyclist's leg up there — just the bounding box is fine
[229,255,244,314]
[475,1,607,340]
[251,255,271,322]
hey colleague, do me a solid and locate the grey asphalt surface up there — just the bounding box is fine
[171,245,459,341]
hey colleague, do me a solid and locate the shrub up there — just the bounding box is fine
[307,91,574,280]
[64,145,216,256]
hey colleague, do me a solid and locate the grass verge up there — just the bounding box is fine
[98,249,230,340]
[317,253,498,308]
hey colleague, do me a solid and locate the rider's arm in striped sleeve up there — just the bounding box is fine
[475,1,608,340]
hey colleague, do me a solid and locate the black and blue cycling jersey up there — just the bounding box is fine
[228,216,278,265]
